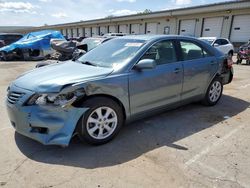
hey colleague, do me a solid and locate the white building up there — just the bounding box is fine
[18,1,250,45]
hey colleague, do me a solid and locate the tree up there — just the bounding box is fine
[137,9,152,14]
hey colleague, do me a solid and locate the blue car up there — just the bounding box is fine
[0,30,64,61]
[6,35,233,146]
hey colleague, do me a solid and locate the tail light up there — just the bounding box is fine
[227,56,233,68]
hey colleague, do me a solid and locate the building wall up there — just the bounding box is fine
[15,2,250,45]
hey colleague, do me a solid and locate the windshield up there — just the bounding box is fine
[81,38,104,51]
[78,38,145,68]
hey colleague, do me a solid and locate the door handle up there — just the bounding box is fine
[174,68,181,73]
[210,61,217,65]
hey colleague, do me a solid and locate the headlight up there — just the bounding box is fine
[26,89,84,108]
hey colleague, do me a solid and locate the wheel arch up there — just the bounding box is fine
[228,50,234,56]
[73,93,127,120]
[204,72,222,94]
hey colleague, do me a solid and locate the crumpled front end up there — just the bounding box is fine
[6,84,87,146]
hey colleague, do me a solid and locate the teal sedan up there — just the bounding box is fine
[6,35,233,146]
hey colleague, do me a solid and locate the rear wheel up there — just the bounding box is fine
[202,77,223,106]
[76,97,124,145]
[236,59,242,64]
[228,51,233,58]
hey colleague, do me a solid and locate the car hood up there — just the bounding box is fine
[14,61,113,93]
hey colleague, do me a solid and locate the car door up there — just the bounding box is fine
[129,40,183,115]
[179,40,217,100]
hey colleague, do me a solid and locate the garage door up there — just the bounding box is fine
[72,28,77,37]
[108,25,116,33]
[230,15,250,42]
[100,26,107,35]
[131,24,140,34]
[65,29,68,37]
[92,27,99,36]
[85,28,91,37]
[202,17,223,37]
[69,29,73,37]
[79,28,84,37]
[119,25,128,33]
[146,23,158,34]
[179,19,196,36]
[62,29,67,36]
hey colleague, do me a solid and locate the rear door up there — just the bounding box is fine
[178,40,217,100]
[129,40,183,115]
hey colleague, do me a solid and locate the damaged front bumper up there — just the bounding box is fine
[6,85,87,146]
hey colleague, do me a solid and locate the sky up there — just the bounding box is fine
[0,0,237,26]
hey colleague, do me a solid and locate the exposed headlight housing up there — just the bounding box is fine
[26,89,84,108]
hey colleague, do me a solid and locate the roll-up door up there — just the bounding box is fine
[108,25,116,33]
[119,25,128,33]
[146,22,158,34]
[100,26,107,35]
[202,17,223,37]
[179,19,196,36]
[85,28,91,37]
[230,15,250,42]
[131,24,140,34]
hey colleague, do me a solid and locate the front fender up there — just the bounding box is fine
[73,73,130,118]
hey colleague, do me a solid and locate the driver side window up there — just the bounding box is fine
[140,40,177,65]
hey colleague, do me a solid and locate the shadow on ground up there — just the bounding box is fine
[15,95,249,169]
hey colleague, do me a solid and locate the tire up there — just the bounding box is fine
[236,59,242,64]
[202,77,223,106]
[76,97,124,145]
[228,51,233,58]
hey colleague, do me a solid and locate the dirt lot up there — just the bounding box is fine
[0,60,249,188]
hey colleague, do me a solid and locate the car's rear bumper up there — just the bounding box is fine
[221,67,233,85]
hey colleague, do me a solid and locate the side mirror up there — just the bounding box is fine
[213,43,219,47]
[134,59,156,70]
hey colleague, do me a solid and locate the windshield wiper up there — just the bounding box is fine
[77,60,97,66]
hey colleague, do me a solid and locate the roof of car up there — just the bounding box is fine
[199,37,217,40]
[199,37,230,41]
[117,34,180,40]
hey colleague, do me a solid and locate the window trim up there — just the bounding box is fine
[130,39,179,70]
[220,39,229,45]
[176,39,213,61]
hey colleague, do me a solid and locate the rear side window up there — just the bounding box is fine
[141,40,177,65]
[180,41,210,60]
[220,39,229,45]
[214,39,222,45]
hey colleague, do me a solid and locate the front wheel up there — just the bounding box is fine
[228,51,233,58]
[236,59,242,64]
[202,77,223,106]
[76,97,124,145]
